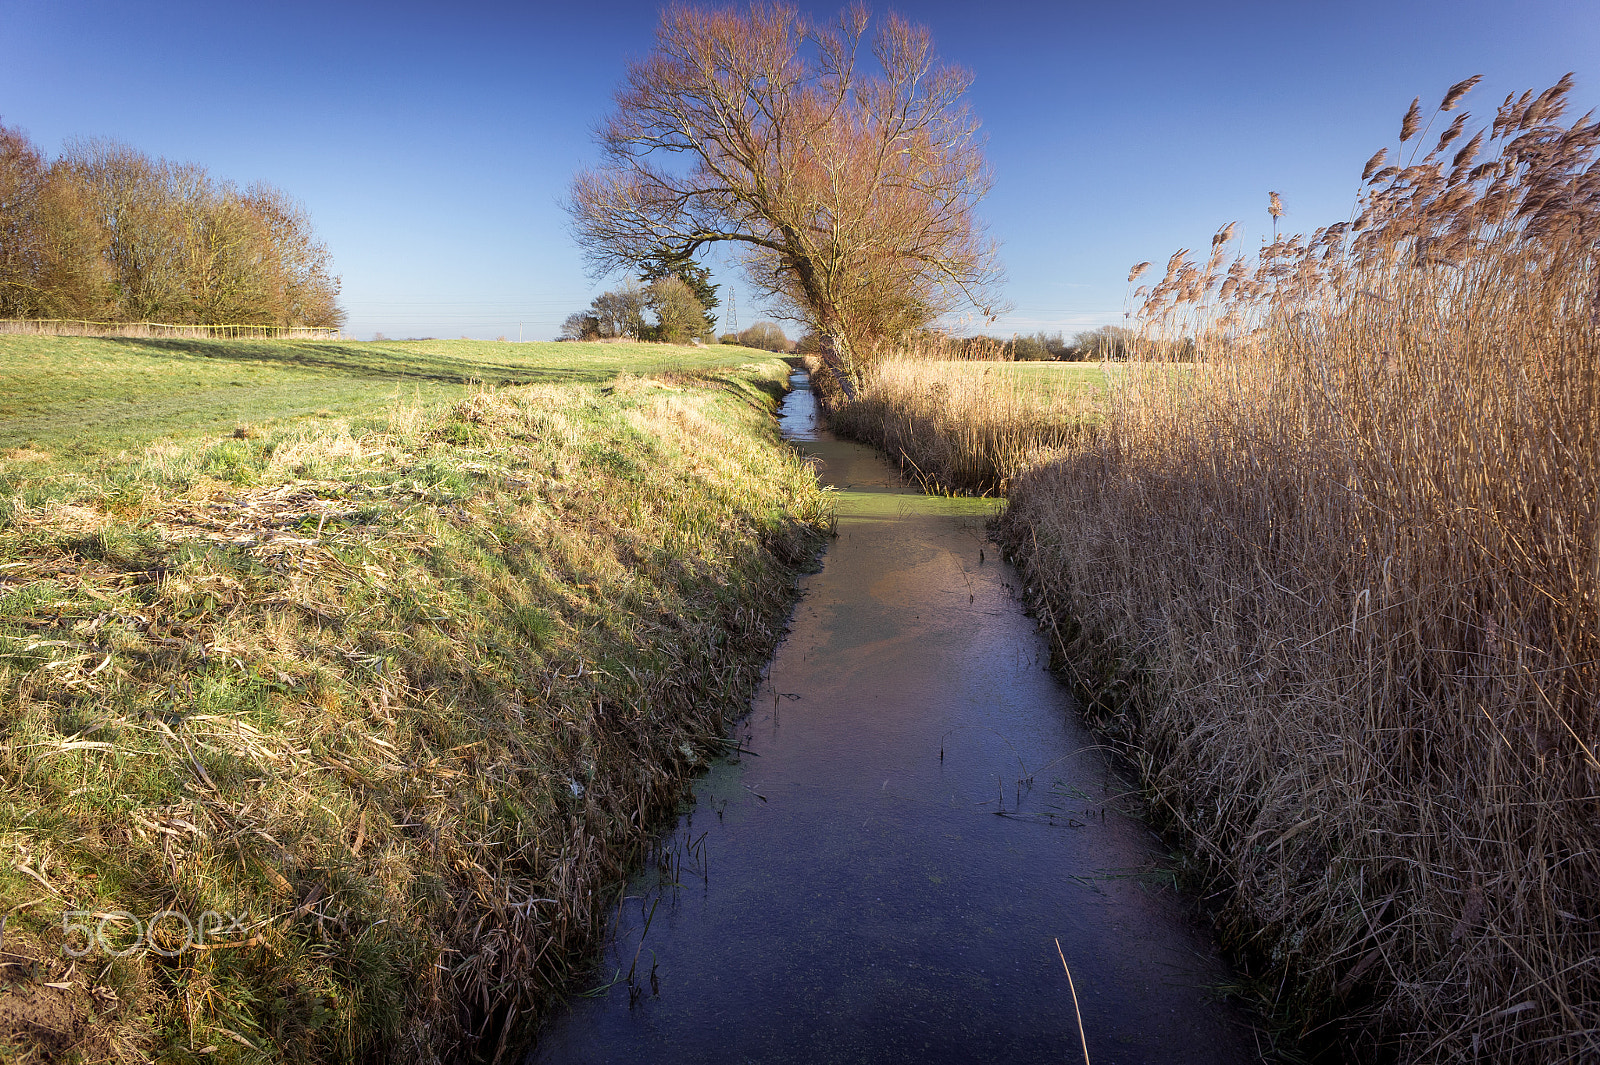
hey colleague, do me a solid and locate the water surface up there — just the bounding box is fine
[527,372,1258,1064]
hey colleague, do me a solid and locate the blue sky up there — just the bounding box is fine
[3,0,1596,341]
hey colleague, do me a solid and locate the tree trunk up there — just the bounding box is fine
[822,331,859,401]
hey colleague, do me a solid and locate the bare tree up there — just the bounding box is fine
[567,3,1003,395]
[0,122,49,317]
[589,280,648,339]
[243,183,344,329]
[57,140,182,321]
[738,320,789,352]
[1072,325,1135,361]
[0,128,340,328]
[560,310,598,340]
[1,125,108,319]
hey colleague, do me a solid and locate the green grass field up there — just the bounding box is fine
[0,335,828,1062]
[0,335,778,458]
[959,359,1117,394]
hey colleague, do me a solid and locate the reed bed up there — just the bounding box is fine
[818,342,1106,495]
[998,76,1600,1061]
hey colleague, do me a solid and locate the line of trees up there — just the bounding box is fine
[723,320,790,351]
[932,327,1138,361]
[0,122,343,328]
[1010,326,1136,361]
[559,275,712,344]
[560,246,724,344]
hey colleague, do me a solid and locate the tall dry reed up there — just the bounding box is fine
[819,338,1104,494]
[1003,76,1600,1061]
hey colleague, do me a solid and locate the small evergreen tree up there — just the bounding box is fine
[639,246,718,335]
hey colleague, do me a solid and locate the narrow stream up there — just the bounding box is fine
[527,372,1258,1064]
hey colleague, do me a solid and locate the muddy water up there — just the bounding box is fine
[527,373,1258,1064]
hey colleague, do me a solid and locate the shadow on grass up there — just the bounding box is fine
[97,337,604,387]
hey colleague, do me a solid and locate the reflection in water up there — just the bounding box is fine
[777,370,823,441]
[527,373,1258,1064]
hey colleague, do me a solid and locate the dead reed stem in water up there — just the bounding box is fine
[1004,75,1600,1062]
[1055,938,1092,1065]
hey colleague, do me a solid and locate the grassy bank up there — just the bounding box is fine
[0,337,829,1062]
[830,80,1600,1063]
[817,354,1107,495]
[0,336,762,458]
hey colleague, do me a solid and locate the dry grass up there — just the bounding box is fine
[0,319,340,340]
[0,363,829,1062]
[1000,76,1600,1061]
[819,340,1108,495]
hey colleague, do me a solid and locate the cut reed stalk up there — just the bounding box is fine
[1056,937,1093,1065]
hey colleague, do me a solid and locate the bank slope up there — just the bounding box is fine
[0,349,828,1063]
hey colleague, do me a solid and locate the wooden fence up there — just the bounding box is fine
[0,319,341,340]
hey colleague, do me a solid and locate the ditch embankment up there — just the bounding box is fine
[0,338,829,1062]
[526,370,1259,1065]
